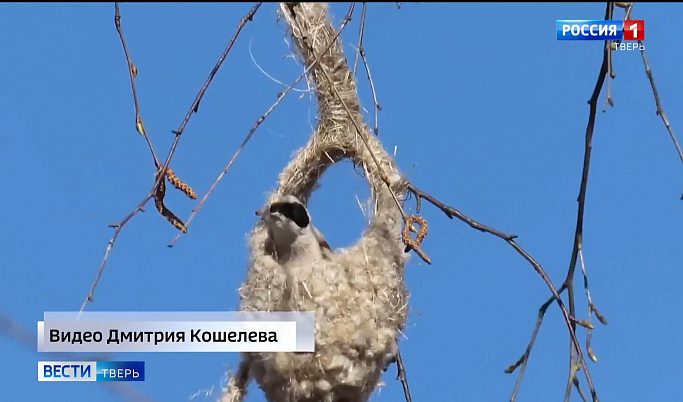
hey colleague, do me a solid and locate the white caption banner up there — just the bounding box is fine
[38,311,315,353]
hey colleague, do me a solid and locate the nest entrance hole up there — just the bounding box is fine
[305,159,374,250]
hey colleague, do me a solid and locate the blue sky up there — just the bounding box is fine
[1,2,682,401]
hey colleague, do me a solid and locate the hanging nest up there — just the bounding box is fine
[223,3,409,401]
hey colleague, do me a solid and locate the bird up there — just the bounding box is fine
[257,194,334,272]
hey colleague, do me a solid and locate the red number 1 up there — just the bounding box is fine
[623,20,645,41]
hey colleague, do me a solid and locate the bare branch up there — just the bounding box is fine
[155,1,263,200]
[114,2,160,167]
[80,3,261,314]
[405,183,517,240]
[505,296,552,396]
[638,42,683,199]
[351,4,381,136]
[570,365,588,402]
[80,186,162,317]
[396,349,412,402]
[579,247,598,362]
[509,4,615,401]
[351,2,366,78]
[403,180,595,399]
[615,3,682,197]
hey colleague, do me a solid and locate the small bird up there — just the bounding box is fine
[257,194,333,267]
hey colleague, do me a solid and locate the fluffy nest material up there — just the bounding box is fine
[222,3,410,401]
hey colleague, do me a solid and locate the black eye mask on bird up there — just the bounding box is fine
[256,200,311,229]
[268,201,310,228]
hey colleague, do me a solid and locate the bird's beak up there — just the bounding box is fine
[255,206,268,219]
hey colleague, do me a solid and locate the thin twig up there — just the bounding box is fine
[168,3,357,247]
[508,4,614,401]
[571,365,588,402]
[404,182,593,401]
[79,199,146,316]
[357,25,381,135]
[603,44,614,112]
[351,3,381,136]
[505,296,549,395]
[116,2,196,234]
[638,41,683,199]
[617,3,682,195]
[615,2,633,19]
[80,3,261,315]
[395,349,412,402]
[114,2,160,167]
[558,4,613,400]
[614,2,683,195]
[157,1,263,201]
[579,247,599,363]
[351,2,366,78]
[406,184,518,240]
[80,3,163,315]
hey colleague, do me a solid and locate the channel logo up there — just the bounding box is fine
[38,361,145,382]
[623,20,645,40]
[556,20,645,41]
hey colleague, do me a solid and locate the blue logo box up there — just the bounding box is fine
[97,361,145,382]
[557,20,623,40]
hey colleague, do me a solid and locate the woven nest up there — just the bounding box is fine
[223,3,409,401]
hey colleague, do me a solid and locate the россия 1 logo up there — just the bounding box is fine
[556,20,645,50]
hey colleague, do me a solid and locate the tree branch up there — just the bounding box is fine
[638,38,683,199]
[80,3,261,314]
[351,3,381,136]
[114,2,160,167]
[395,348,413,402]
[403,183,594,401]
[508,4,615,401]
